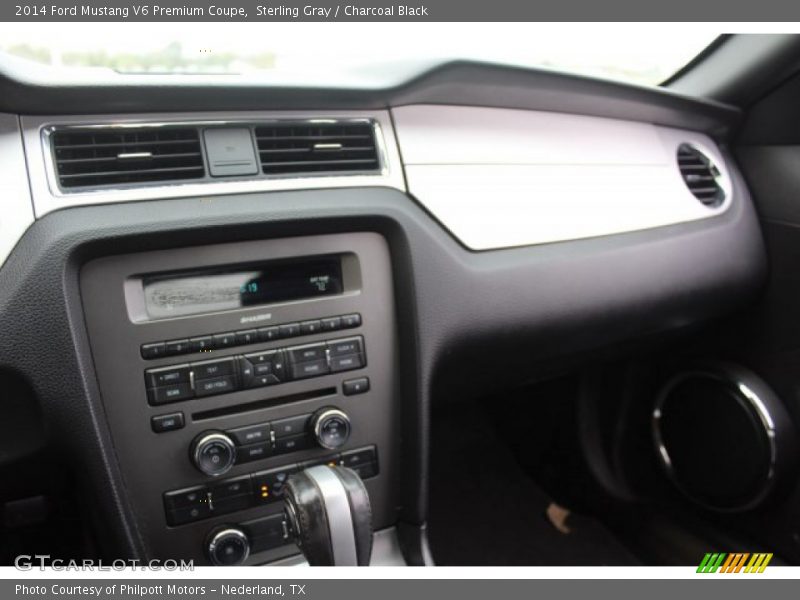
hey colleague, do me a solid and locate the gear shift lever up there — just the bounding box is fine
[283,465,373,566]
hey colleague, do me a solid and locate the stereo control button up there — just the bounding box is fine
[290,359,330,380]
[341,314,362,328]
[342,377,370,396]
[212,332,236,349]
[151,412,185,433]
[249,374,280,388]
[274,434,311,455]
[300,320,322,335]
[145,365,191,389]
[328,337,364,358]
[189,335,214,353]
[236,442,272,464]
[147,383,193,405]
[287,343,327,364]
[257,326,280,342]
[195,375,238,397]
[228,423,271,446]
[165,339,191,356]
[235,329,258,346]
[141,342,166,360]
[278,323,301,338]
[330,354,365,373]
[321,316,342,331]
[242,350,286,383]
[192,358,236,380]
[271,414,310,439]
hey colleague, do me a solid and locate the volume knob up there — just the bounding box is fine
[311,407,351,450]
[191,431,236,477]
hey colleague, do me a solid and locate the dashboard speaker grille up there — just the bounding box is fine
[52,127,205,189]
[677,143,725,207]
[255,122,380,176]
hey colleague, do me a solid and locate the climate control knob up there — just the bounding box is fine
[191,431,236,477]
[311,407,351,450]
[206,526,250,566]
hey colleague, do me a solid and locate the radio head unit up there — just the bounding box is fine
[80,232,399,565]
[138,255,345,320]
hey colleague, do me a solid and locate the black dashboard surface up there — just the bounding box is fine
[0,177,766,558]
[0,60,739,135]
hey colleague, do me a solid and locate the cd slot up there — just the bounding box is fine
[191,386,337,421]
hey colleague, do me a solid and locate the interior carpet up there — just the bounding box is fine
[427,403,640,566]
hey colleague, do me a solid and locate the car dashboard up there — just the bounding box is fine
[0,60,766,566]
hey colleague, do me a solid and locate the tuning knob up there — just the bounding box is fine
[206,526,250,565]
[311,407,351,450]
[191,431,236,477]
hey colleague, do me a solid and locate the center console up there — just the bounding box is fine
[80,232,400,564]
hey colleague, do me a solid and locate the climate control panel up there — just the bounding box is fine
[189,406,352,477]
[164,445,378,526]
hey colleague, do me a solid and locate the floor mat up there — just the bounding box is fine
[427,403,640,566]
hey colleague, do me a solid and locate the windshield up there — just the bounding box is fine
[0,23,717,88]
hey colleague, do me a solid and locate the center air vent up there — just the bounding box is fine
[255,121,380,176]
[677,144,725,208]
[52,127,205,189]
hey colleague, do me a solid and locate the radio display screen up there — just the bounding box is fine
[142,256,343,319]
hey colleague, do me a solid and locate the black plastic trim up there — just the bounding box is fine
[0,177,765,558]
[0,60,740,136]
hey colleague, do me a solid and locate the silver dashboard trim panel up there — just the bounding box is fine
[0,113,34,268]
[392,105,734,250]
[22,111,406,218]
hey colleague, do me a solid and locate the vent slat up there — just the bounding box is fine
[676,144,724,208]
[255,134,373,142]
[255,121,379,176]
[56,152,202,165]
[53,127,205,189]
[257,146,375,154]
[262,159,379,169]
[54,139,200,151]
[59,166,205,181]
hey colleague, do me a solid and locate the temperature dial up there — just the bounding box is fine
[311,407,351,450]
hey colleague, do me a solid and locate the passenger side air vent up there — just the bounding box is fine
[677,144,725,208]
[52,127,205,189]
[255,121,380,176]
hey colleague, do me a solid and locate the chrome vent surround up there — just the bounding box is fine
[52,127,205,189]
[255,121,380,175]
[677,143,725,208]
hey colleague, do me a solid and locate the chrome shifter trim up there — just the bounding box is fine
[305,465,358,566]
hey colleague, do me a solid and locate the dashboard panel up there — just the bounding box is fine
[0,60,768,565]
[393,105,733,249]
